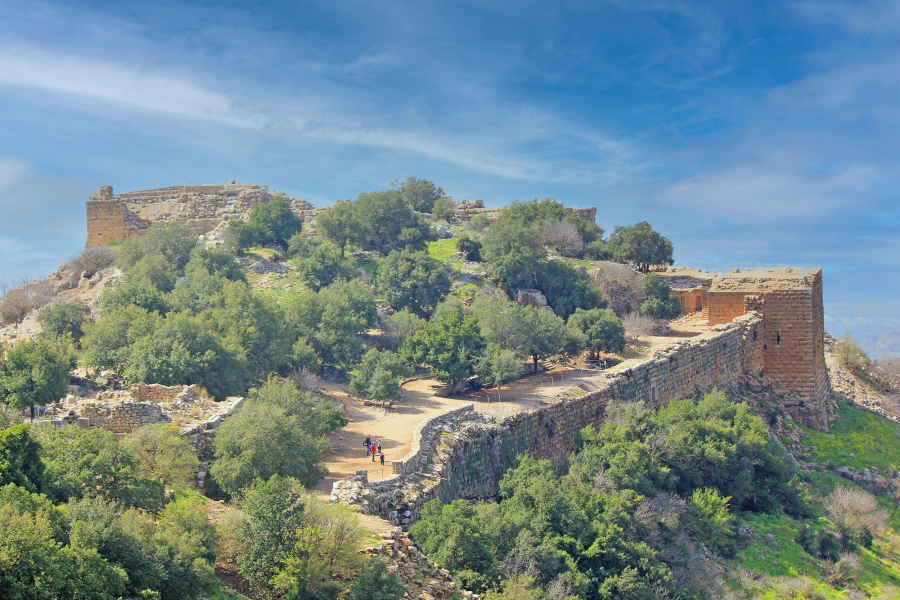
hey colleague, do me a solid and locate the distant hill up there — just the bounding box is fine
[825,299,900,358]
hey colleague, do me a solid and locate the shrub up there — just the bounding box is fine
[469,214,490,232]
[833,331,869,373]
[533,220,584,258]
[825,551,861,587]
[589,262,644,317]
[382,310,424,351]
[0,278,57,325]
[637,274,681,320]
[297,245,356,291]
[118,221,197,273]
[688,488,736,556]
[37,300,90,341]
[824,486,888,546]
[456,236,483,261]
[622,313,656,343]
[0,424,44,492]
[377,250,451,315]
[347,557,405,600]
[431,196,457,222]
[66,246,118,278]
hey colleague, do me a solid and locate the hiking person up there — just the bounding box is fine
[371,443,377,461]
[364,435,371,456]
[376,439,382,454]
[380,453,385,466]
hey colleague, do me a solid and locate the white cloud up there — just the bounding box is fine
[790,0,900,35]
[0,46,261,128]
[0,157,32,194]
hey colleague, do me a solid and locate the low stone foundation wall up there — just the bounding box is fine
[78,401,170,433]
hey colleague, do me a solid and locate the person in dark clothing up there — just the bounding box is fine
[380,453,385,466]
[364,435,371,456]
[376,439,382,454]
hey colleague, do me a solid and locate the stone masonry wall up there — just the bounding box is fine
[334,313,764,528]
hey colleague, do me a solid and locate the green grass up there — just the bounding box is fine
[804,401,900,472]
[246,246,280,258]
[730,511,900,598]
[427,239,458,262]
[451,282,479,299]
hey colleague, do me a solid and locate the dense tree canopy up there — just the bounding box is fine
[227,196,304,250]
[377,250,451,315]
[0,338,76,410]
[567,308,626,357]
[607,222,674,273]
[118,220,198,273]
[401,308,486,393]
[37,300,90,341]
[394,176,445,213]
[482,221,547,290]
[637,274,681,320]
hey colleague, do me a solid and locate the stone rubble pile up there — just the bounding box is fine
[364,527,473,600]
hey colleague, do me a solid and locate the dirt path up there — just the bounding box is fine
[314,367,614,495]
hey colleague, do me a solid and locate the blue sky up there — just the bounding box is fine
[0,0,897,304]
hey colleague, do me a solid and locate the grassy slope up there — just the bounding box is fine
[725,402,900,597]
[804,402,900,472]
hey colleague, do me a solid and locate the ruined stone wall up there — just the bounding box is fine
[708,291,750,325]
[79,401,170,434]
[85,182,317,247]
[336,314,764,527]
[671,287,706,314]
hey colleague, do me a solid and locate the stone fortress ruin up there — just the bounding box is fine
[81,181,832,531]
[333,267,833,529]
[85,181,599,248]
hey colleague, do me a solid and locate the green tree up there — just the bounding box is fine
[82,305,161,371]
[431,196,457,222]
[211,403,331,494]
[239,475,307,589]
[482,221,547,290]
[689,488,736,556]
[0,338,76,410]
[401,309,486,394]
[315,201,363,257]
[250,196,304,249]
[0,425,44,492]
[567,308,625,357]
[118,221,198,273]
[637,274,681,320]
[834,331,869,373]
[534,260,607,319]
[349,349,414,401]
[475,344,524,388]
[184,245,245,281]
[36,426,164,509]
[123,423,200,489]
[37,300,90,341]
[250,377,348,435]
[353,189,434,255]
[394,176,445,213]
[297,245,357,291]
[125,312,244,400]
[607,222,674,273]
[377,250,451,315]
[516,306,572,374]
[347,557,405,600]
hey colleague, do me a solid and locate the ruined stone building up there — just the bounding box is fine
[663,267,829,429]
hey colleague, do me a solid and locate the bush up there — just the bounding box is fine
[589,262,644,317]
[347,557,405,600]
[0,278,57,325]
[637,274,681,320]
[824,487,888,547]
[118,221,197,273]
[622,313,656,343]
[469,214,490,232]
[228,196,304,251]
[0,338,76,410]
[825,551,861,587]
[382,310,424,351]
[297,245,357,291]
[37,300,90,341]
[834,331,869,373]
[688,488,735,556]
[534,260,606,319]
[584,239,611,260]
[456,236,483,262]
[533,220,584,258]
[66,246,118,278]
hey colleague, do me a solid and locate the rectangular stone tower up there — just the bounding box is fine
[707,268,830,429]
